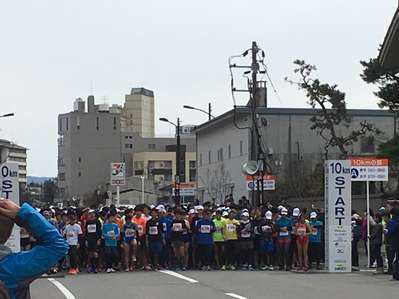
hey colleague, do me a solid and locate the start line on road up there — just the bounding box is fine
[159,270,248,299]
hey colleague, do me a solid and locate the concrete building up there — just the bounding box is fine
[379,4,399,70]
[0,139,28,184]
[58,91,196,205]
[122,88,155,138]
[58,96,125,202]
[196,107,396,204]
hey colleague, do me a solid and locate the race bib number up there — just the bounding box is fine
[67,232,75,238]
[172,223,183,232]
[137,225,144,235]
[311,228,318,236]
[200,225,211,233]
[241,231,250,238]
[125,229,135,238]
[163,223,167,232]
[87,224,97,233]
[216,226,222,233]
[107,230,115,238]
[149,226,158,235]
[262,225,271,232]
[226,224,236,233]
[279,231,289,237]
[297,228,306,236]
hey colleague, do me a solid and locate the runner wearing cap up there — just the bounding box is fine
[132,207,150,270]
[308,212,323,270]
[195,209,216,271]
[258,211,276,270]
[213,210,226,270]
[223,211,240,270]
[171,209,188,270]
[294,213,311,272]
[238,211,254,270]
[276,207,292,271]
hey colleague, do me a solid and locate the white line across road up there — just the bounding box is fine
[225,293,248,299]
[158,270,199,283]
[48,278,76,299]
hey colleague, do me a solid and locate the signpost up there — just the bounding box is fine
[350,157,389,267]
[1,162,20,252]
[325,160,352,272]
[110,162,126,206]
[172,182,196,204]
[245,174,276,191]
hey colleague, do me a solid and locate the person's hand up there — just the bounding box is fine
[0,198,20,219]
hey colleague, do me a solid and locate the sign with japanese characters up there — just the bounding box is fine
[110,162,126,186]
[245,175,276,191]
[350,158,388,181]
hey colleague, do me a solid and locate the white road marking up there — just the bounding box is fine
[48,278,76,299]
[158,270,199,283]
[225,293,248,299]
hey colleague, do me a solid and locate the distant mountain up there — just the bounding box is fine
[27,176,55,185]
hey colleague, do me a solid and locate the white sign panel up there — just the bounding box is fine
[173,188,195,197]
[1,162,20,252]
[245,175,276,191]
[110,162,126,186]
[350,158,388,182]
[325,160,352,273]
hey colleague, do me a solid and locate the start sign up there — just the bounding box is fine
[325,160,352,273]
[1,162,20,252]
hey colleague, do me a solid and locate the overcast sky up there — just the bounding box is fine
[0,0,397,177]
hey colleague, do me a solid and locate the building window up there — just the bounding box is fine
[59,173,66,181]
[240,141,244,156]
[78,171,82,177]
[125,144,133,149]
[78,157,82,163]
[59,118,62,131]
[208,151,211,164]
[217,148,224,162]
[96,117,99,130]
[189,161,196,169]
[66,118,69,131]
[148,144,156,150]
[199,153,203,167]
[113,117,117,130]
[361,136,375,153]
[77,116,80,130]
[228,144,231,159]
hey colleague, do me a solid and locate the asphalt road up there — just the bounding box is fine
[31,270,398,299]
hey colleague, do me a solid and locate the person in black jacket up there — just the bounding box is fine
[370,213,384,274]
[85,210,102,273]
[351,213,362,271]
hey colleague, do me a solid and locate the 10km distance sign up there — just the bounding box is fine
[350,158,388,182]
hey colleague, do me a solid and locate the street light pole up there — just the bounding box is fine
[183,104,215,121]
[175,118,181,207]
[140,176,145,204]
[159,117,181,207]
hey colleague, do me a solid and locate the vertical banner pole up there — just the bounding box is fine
[366,180,370,268]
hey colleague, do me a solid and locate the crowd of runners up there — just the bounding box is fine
[21,197,399,279]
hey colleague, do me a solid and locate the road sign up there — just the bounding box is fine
[1,162,20,252]
[325,160,352,273]
[245,175,276,191]
[110,162,126,186]
[173,182,196,196]
[350,158,388,181]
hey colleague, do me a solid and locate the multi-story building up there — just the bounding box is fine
[58,96,126,202]
[196,107,396,204]
[0,139,28,184]
[58,89,197,204]
[122,88,155,138]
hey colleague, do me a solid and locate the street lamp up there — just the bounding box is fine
[183,103,214,121]
[159,117,181,206]
[0,113,14,118]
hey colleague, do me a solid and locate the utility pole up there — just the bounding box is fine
[175,118,181,206]
[250,41,259,162]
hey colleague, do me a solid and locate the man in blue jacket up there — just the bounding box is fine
[0,198,69,299]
